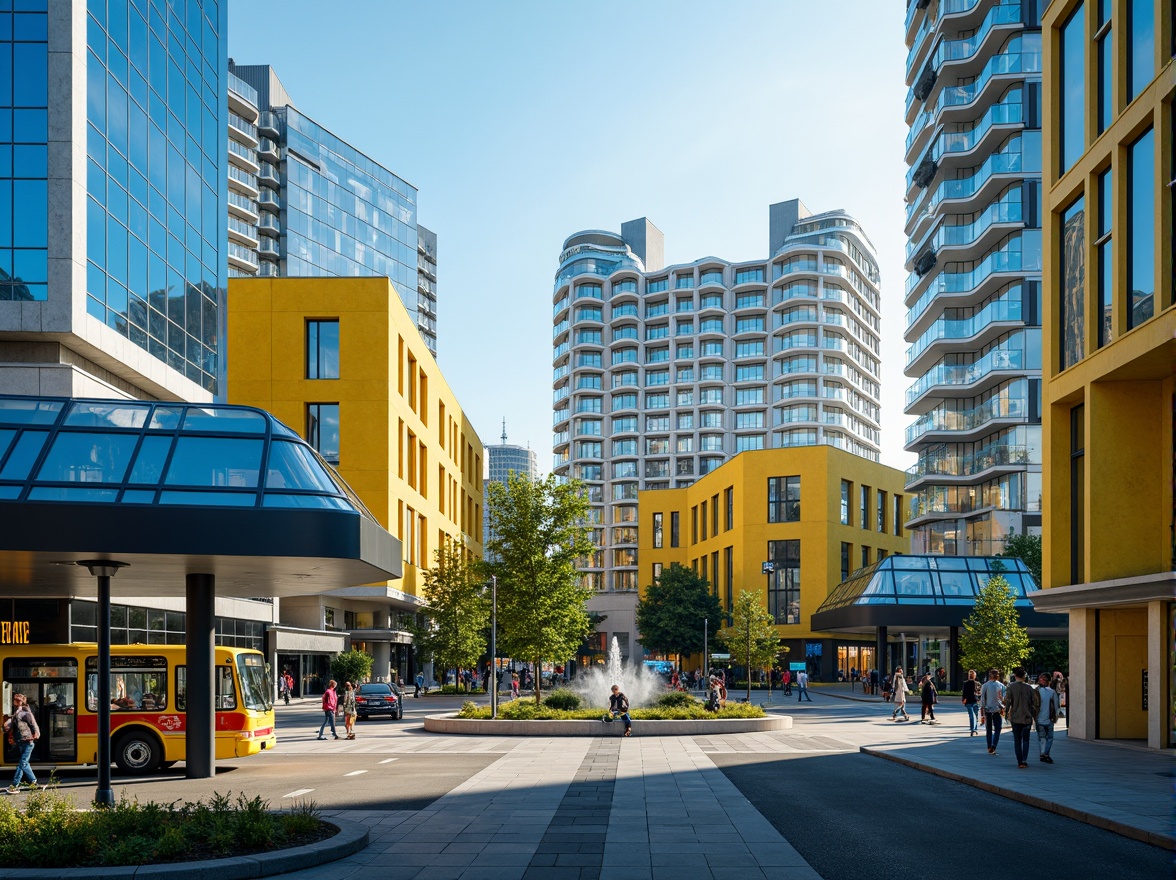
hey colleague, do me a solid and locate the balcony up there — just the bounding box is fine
[227,242,259,271]
[907,99,1023,194]
[258,110,281,135]
[906,143,1027,235]
[257,214,280,236]
[906,346,1025,410]
[227,216,259,248]
[227,138,259,173]
[906,295,1023,369]
[228,112,258,147]
[257,164,281,188]
[228,165,259,198]
[907,190,1022,262]
[906,392,1029,447]
[258,238,281,258]
[906,242,1034,329]
[257,190,280,209]
[227,190,258,221]
[905,440,1033,489]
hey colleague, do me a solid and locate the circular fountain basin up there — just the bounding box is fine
[423,713,793,736]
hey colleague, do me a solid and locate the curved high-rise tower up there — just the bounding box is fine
[552,200,883,653]
[902,0,1044,556]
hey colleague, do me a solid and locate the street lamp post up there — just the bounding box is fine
[490,576,498,720]
[703,617,708,683]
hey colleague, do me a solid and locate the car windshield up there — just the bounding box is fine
[235,653,273,712]
[358,684,392,695]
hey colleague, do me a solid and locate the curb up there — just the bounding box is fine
[861,746,1175,852]
[0,817,370,879]
[423,712,793,736]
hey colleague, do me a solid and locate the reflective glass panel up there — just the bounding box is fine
[158,490,257,507]
[63,401,149,429]
[127,434,171,483]
[36,431,137,483]
[264,439,339,493]
[180,407,266,434]
[0,430,47,479]
[1060,5,1085,172]
[163,437,263,487]
[0,398,61,425]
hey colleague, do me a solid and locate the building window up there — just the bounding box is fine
[1060,195,1086,369]
[861,545,871,568]
[860,485,870,530]
[1126,0,1154,103]
[1070,404,1085,585]
[711,494,720,535]
[711,551,720,600]
[893,494,904,537]
[307,403,340,464]
[841,480,852,525]
[724,546,734,619]
[670,511,680,548]
[1096,0,1113,134]
[877,549,888,561]
[1060,4,1085,172]
[691,506,698,545]
[1127,128,1155,329]
[768,476,801,523]
[877,490,887,533]
[841,542,851,582]
[652,562,663,583]
[652,512,663,549]
[306,320,340,379]
[725,487,734,531]
[1096,167,1113,347]
[767,539,800,625]
[700,500,708,540]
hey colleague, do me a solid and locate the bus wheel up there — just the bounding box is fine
[114,731,162,775]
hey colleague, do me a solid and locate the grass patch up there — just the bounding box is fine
[0,788,331,868]
[457,697,764,720]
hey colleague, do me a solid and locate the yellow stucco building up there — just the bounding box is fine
[227,276,484,683]
[1034,1,1173,748]
[637,446,909,680]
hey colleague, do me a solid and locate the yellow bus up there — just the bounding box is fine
[1,644,276,775]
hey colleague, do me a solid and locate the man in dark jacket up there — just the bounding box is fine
[1003,667,1040,769]
[608,685,632,737]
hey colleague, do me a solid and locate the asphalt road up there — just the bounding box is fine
[713,751,1171,880]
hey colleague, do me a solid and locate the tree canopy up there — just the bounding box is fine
[481,472,594,702]
[958,574,1030,675]
[1000,532,1042,585]
[635,563,722,666]
[717,590,780,702]
[331,649,374,687]
[410,541,489,691]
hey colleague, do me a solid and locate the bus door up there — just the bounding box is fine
[2,658,78,764]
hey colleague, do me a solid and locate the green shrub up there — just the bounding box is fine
[543,689,582,710]
[457,700,481,718]
[656,692,698,709]
[457,701,765,721]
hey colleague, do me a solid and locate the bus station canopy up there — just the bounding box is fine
[0,395,401,597]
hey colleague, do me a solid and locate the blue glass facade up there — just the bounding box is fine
[281,107,417,298]
[84,0,227,393]
[0,0,48,302]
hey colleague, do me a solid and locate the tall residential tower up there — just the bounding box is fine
[552,200,883,654]
[902,0,1045,556]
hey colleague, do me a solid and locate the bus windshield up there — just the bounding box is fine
[236,653,272,712]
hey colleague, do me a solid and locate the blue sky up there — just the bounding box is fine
[228,1,915,470]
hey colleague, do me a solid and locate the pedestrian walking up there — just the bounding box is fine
[980,668,1006,753]
[316,680,340,740]
[607,684,632,736]
[919,673,939,723]
[510,672,519,700]
[1051,670,1068,723]
[882,673,892,702]
[3,692,39,793]
[890,668,909,720]
[869,668,880,697]
[279,670,291,705]
[961,669,980,736]
[1034,672,1059,764]
[796,669,813,702]
[782,669,792,696]
[341,681,357,740]
[1003,667,1040,769]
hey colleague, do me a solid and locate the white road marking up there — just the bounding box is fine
[283,788,314,798]
[344,770,367,776]
[378,758,398,764]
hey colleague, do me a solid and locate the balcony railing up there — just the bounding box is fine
[906,244,1032,326]
[906,441,1033,483]
[908,100,1023,190]
[907,191,1023,261]
[906,393,1029,445]
[907,296,1023,366]
[906,346,1025,406]
[906,144,1027,227]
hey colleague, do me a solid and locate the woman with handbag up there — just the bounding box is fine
[3,693,40,793]
[919,673,940,724]
[890,668,910,721]
[341,681,358,740]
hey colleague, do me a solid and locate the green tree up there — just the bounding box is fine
[1028,638,1069,675]
[636,563,722,669]
[1000,532,1042,585]
[958,575,1030,676]
[717,590,780,702]
[331,649,374,687]
[410,542,489,692]
[481,472,595,703]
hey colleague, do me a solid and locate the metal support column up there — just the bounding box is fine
[77,560,127,807]
[186,573,216,779]
[876,625,888,677]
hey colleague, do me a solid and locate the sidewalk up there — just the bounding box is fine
[858,722,1174,850]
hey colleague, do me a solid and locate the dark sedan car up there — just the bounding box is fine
[355,682,403,720]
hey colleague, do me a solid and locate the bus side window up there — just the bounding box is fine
[216,666,237,710]
[175,666,186,712]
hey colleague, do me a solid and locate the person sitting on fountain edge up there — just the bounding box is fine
[608,684,632,737]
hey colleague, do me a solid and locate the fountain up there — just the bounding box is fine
[574,636,665,708]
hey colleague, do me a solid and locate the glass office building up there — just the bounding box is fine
[227,63,434,355]
[0,0,225,403]
[902,0,1044,556]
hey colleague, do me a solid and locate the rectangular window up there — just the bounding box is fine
[1126,0,1154,102]
[652,512,663,549]
[1060,195,1086,368]
[768,475,801,523]
[725,487,734,531]
[877,490,887,533]
[724,546,733,618]
[700,500,708,540]
[711,493,719,535]
[1096,1,1113,134]
[767,539,800,625]
[841,480,852,525]
[1127,128,1155,328]
[860,485,870,530]
[307,403,340,464]
[712,551,720,600]
[691,505,698,545]
[1060,4,1085,172]
[1096,167,1113,347]
[735,267,765,284]
[893,494,904,537]
[670,511,680,547]
[306,319,340,379]
[841,542,851,582]
[1070,403,1085,585]
[861,545,871,568]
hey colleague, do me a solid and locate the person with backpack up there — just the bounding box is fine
[4,692,40,793]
